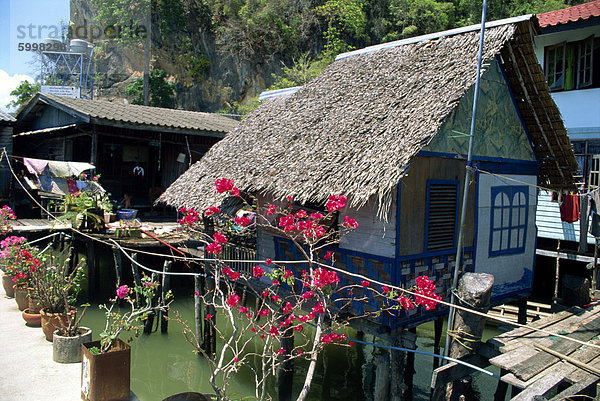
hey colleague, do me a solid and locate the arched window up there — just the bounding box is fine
[490,186,528,256]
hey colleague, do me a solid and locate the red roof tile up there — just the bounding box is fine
[538,0,600,27]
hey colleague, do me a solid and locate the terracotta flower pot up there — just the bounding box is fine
[40,308,74,342]
[1,274,15,297]
[81,339,131,401]
[53,326,92,363]
[13,285,31,311]
[21,308,42,327]
[28,296,42,314]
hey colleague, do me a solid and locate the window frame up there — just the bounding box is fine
[545,42,566,91]
[577,35,594,89]
[489,186,529,257]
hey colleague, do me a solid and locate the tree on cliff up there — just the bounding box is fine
[126,69,175,108]
[7,80,40,109]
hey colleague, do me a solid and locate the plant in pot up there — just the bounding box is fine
[61,191,110,232]
[0,205,16,235]
[30,256,85,341]
[81,276,172,401]
[53,297,91,363]
[0,236,41,308]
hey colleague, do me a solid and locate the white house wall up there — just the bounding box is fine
[339,193,397,259]
[475,173,537,299]
[536,190,595,244]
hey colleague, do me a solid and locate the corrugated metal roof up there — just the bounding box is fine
[0,110,16,123]
[538,0,600,27]
[37,94,239,134]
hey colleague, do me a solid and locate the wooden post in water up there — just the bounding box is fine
[85,239,96,300]
[203,262,217,355]
[194,271,203,342]
[373,351,390,401]
[433,317,444,370]
[131,253,142,303]
[144,272,158,334]
[278,310,295,401]
[161,260,172,333]
[111,245,123,286]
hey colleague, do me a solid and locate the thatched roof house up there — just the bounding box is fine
[160,15,576,219]
[161,15,577,324]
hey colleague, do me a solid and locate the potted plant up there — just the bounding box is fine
[30,256,85,341]
[81,276,172,401]
[62,191,112,232]
[0,236,41,308]
[53,299,91,363]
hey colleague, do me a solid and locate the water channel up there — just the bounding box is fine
[80,295,505,401]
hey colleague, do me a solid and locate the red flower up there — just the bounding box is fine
[326,195,347,212]
[283,302,293,314]
[381,285,390,294]
[361,280,370,287]
[213,232,228,244]
[215,178,234,193]
[265,258,272,265]
[267,204,277,216]
[206,313,212,320]
[204,206,220,216]
[227,294,240,307]
[116,285,130,299]
[272,279,279,286]
[234,216,251,227]
[231,187,240,197]
[310,212,323,220]
[283,269,293,279]
[295,210,307,219]
[312,268,340,288]
[324,251,332,260]
[301,291,313,300]
[206,242,222,254]
[343,216,359,229]
[253,265,264,279]
[398,295,415,310]
[312,302,325,314]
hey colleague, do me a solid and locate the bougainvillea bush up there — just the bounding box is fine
[0,236,41,286]
[0,205,16,235]
[175,179,441,401]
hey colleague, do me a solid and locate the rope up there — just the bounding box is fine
[3,148,600,351]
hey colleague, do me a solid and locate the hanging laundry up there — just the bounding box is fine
[589,190,600,237]
[560,193,580,223]
[66,179,78,194]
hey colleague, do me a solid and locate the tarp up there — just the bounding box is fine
[23,157,95,178]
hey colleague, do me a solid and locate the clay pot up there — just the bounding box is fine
[21,308,42,327]
[13,285,31,311]
[53,326,92,363]
[40,308,75,342]
[1,274,15,297]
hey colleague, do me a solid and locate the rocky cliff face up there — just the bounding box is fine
[70,0,285,111]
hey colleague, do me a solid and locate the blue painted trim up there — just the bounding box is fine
[418,150,539,167]
[478,160,539,175]
[424,180,460,253]
[496,56,539,163]
[395,247,475,262]
[336,245,396,264]
[489,186,529,257]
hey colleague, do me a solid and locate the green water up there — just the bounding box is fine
[81,297,503,401]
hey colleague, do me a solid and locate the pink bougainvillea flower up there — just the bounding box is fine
[215,178,234,193]
[233,357,239,363]
[251,327,257,332]
[287,196,293,202]
[312,302,325,314]
[238,306,249,314]
[231,187,240,197]
[228,271,241,281]
[324,251,332,260]
[194,291,200,296]
[310,212,323,220]
[278,215,295,228]
[267,204,277,216]
[213,232,228,244]
[295,210,307,219]
[326,195,347,212]
[226,294,240,308]
[282,269,293,280]
[205,313,212,320]
[206,242,222,254]
[271,294,280,303]
[272,279,279,286]
[253,265,264,279]
[361,280,370,287]
[265,258,272,265]
[398,295,415,310]
[261,290,269,298]
[314,226,326,238]
[312,268,339,288]
[234,216,252,227]
[277,347,285,355]
[343,216,359,229]
[268,325,279,336]
[381,285,390,294]
[294,324,304,332]
[259,309,270,317]
[204,206,220,216]
[282,302,293,314]
[301,291,313,300]
[116,285,130,299]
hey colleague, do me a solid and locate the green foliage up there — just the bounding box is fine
[179,53,212,80]
[126,69,176,108]
[217,98,262,116]
[7,80,40,109]
[389,0,454,38]
[90,0,151,46]
[269,53,331,90]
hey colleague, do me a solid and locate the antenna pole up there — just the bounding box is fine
[443,0,488,359]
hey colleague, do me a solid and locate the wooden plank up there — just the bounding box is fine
[567,354,600,383]
[489,347,539,371]
[536,249,595,263]
[509,367,566,401]
[548,375,599,401]
[511,315,600,381]
[488,307,584,352]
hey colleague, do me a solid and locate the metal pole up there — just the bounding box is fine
[443,0,488,359]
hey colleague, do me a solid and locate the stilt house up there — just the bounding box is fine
[160,16,577,327]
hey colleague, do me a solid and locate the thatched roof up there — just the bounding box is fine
[159,16,576,218]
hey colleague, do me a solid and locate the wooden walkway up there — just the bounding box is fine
[487,302,600,400]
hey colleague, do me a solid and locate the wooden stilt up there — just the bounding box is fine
[131,253,141,303]
[278,321,295,401]
[517,298,528,325]
[144,272,157,334]
[374,351,390,401]
[194,273,203,343]
[203,263,216,355]
[85,240,96,300]
[111,245,122,286]
[403,328,416,400]
[493,369,509,401]
[161,260,172,333]
[433,317,443,370]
